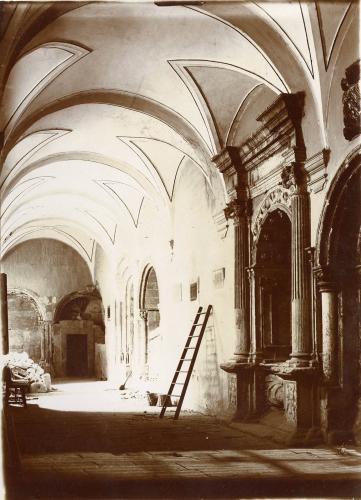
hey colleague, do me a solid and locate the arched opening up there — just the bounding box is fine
[140,266,160,379]
[7,290,43,363]
[320,161,360,440]
[53,289,105,378]
[256,209,292,361]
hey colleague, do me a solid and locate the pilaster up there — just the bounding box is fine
[282,163,312,366]
[213,147,250,365]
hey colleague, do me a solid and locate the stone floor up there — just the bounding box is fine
[4,379,361,499]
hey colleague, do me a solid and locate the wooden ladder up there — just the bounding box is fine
[159,305,213,419]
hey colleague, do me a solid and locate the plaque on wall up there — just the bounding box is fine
[213,267,225,288]
[190,282,198,301]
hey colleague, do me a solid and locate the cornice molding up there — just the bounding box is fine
[238,92,306,172]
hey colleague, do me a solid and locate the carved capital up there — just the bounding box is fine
[281,162,307,192]
[139,309,148,321]
[341,60,361,141]
[314,266,337,292]
[224,199,248,222]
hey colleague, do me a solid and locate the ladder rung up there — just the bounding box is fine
[160,305,212,420]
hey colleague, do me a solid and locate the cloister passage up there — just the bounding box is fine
[0,1,360,499]
[5,379,361,499]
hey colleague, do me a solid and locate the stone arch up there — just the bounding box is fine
[7,289,44,363]
[53,287,103,324]
[316,146,361,268]
[139,265,161,377]
[315,146,360,443]
[8,287,46,321]
[251,185,292,262]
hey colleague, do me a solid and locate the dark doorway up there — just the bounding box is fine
[256,209,292,361]
[66,335,88,376]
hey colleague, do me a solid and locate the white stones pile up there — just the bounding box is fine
[2,352,52,393]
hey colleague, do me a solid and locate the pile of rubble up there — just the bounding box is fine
[2,352,52,393]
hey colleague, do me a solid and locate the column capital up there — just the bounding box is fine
[139,309,148,321]
[281,162,308,193]
[314,266,337,292]
[224,198,249,223]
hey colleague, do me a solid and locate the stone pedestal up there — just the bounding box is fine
[221,362,265,421]
[274,366,321,445]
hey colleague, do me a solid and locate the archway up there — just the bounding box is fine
[53,289,105,378]
[317,151,360,442]
[7,290,43,363]
[140,266,160,381]
[256,209,292,361]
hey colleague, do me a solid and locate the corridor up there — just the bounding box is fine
[5,381,361,499]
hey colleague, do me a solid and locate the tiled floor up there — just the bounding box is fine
[4,380,361,499]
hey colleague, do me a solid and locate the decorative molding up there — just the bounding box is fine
[304,149,330,193]
[281,162,308,193]
[212,146,246,202]
[284,380,297,424]
[341,60,361,141]
[4,42,90,135]
[265,374,284,408]
[239,92,306,172]
[251,185,292,241]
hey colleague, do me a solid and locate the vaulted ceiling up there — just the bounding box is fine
[0,1,355,267]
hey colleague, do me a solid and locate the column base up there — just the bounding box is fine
[220,362,265,421]
[289,352,311,367]
[270,365,320,445]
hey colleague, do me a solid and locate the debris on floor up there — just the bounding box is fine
[2,351,52,393]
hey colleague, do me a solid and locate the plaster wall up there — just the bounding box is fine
[1,239,93,318]
[92,159,234,414]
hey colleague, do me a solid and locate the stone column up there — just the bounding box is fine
[248,267,263,363]
[213,147,250,365]
[139,309,148,366]
[0,273,9,355]
[282,164,312,366]
[224,199,250,362]
[318,279,338,384]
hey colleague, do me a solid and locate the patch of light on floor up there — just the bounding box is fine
[28,379,158,414]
